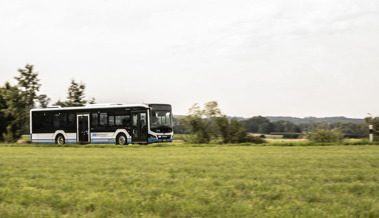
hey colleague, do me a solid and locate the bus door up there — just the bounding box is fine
[131,110,148,144]
[77,114,90,144]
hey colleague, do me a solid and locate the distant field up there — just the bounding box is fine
[0,146,378,217]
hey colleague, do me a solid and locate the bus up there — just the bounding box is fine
[30,103,174,145]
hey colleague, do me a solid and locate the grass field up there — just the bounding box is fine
[0,145,378,217]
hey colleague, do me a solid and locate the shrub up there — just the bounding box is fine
[306,128,344,143]
[245,135,266,144]
[186,132,211,144]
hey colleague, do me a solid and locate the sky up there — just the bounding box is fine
[1,0,379,118]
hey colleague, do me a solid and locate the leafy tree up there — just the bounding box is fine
[203,101,222,139]
[55,80,95,107]
[37,94,51,108]
[14,64,41,108]
[203,101,221,118]
[245,116,273,134]
[184,101,260,144]
[229,118,249,143]
[173,116,187,134]
[0,86,7,141]
[0,83,28,142]
[272,120,301,133]
[216,115,230,143]
[183,103,213,143]
[333,122,366,138]
[0,64,45,142]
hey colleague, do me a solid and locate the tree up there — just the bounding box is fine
[183,101,259,144]
[272,120,301,133]
[14,64,41,108]
[203,101,222,139]
[333,122,366,138]
[37,94,51,108]
[0,82,28,142]
[229,118,248,143]
[55,80,95,107]
[173,116,187,134]
[2,64,46,142]
[245,116,273,134]
[216,115,230,143]
[183,103,213,143]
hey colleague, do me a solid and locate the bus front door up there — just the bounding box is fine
[131,111,148,144]
[77,114,90,144]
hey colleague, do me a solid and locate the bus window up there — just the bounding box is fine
[115,115,130,126]
[109,116,115,126]
[42,112,53,129]
[32,112,42,132]
[140,113,146,128]
[100,113,107,126]
[66,112,76,132]
[53,113,60,128]
[59,112,67,128]
[91,113,98,127]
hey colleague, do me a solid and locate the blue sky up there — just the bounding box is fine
[1,0,379,118]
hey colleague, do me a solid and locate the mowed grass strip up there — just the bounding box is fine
[0,146,378,217]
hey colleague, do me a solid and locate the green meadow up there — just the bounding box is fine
[0,145,378,217]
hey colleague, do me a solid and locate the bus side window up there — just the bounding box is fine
[59,112,67,128]
[42,112,53,130]
[108,116,115,126]
[91,113,98,127]
[32,112,42,132]
[100,113,107,126]
[115,110,130,128]
[53,113,60,128]
[67,113,76,131]
[116,115,130,127]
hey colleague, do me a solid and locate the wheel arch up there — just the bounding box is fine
[114,129,131,145]
[53,130,68,140]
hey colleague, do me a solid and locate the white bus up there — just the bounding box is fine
[30,103,174,145]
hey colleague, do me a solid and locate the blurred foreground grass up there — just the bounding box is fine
[0,146,378,217]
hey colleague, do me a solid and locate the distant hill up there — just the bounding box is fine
[266,116,364,124]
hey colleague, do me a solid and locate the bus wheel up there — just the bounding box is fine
[117,134,127,145]
[56,135,65,145]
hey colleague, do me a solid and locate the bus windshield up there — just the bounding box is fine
[150,104,173,133]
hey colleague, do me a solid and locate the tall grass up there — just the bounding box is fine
[0,146,378,217]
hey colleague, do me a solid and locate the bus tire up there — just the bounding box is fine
[56,134,65,145]
[116,133,127,145]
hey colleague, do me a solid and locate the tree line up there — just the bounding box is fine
[0,64,94,142]
[243,116,367,138]
[174,104,372,140]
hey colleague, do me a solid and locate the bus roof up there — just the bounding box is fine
[30,103,153,112]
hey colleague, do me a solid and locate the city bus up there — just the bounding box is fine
[30,103,174,145]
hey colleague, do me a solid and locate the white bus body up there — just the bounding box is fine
[30,103,174,145]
